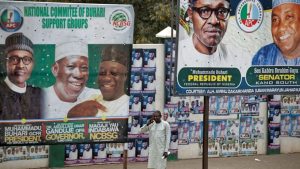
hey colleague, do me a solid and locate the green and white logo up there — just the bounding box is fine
[236,0,263,33]
[0,6,23,32]
[109,9,131,32]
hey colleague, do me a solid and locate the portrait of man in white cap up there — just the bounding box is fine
[0,32,41,120]
[67,44,130,118]
[41,38,101,119]
[252,0,300,65]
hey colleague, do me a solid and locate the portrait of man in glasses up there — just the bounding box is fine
[67,44,130,118]
[177,0,249,73]
[0,33,41,120]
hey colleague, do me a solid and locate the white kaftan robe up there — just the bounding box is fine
[141,120,171,169]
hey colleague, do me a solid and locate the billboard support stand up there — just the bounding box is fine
[202,96,209,169]
[123,149,128,169]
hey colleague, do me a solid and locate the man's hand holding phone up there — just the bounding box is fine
[147,117,154,126]
[162,152,170,159]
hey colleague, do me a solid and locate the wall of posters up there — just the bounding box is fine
[170,95,267,159]
[0,1,134,145]
[270,95,300,154]
[0,145,49,168]
[128,44,164,161]
[176,0,300,95]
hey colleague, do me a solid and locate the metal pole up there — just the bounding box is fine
[123,149,128,169]
[171,0,174,40]
[169,0,175,98]
[202,96,209,169]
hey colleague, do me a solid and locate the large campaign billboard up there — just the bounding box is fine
[0,1,134,145]
[176,0,300,95]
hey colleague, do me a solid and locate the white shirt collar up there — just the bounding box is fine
[4,77,26,93]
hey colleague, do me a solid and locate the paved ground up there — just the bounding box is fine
[65,153,300,169]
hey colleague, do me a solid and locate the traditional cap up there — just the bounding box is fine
[55,38,88,61]
[101,44,130,67]
[5,33,33,55]
[272,0,300,8]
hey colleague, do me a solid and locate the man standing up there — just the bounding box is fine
[0,33,40,120]
[140,110,171,169]
[42,39,100,119]
[177,0,249,75]
[252,0,300,65]
[67,44,130,118]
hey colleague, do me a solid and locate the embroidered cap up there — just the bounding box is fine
[55,38,88,61]
[272,0,300,8]
[101,44,130,67]
[5,33,33,55]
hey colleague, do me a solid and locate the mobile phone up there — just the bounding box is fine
[162,152,170,159]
